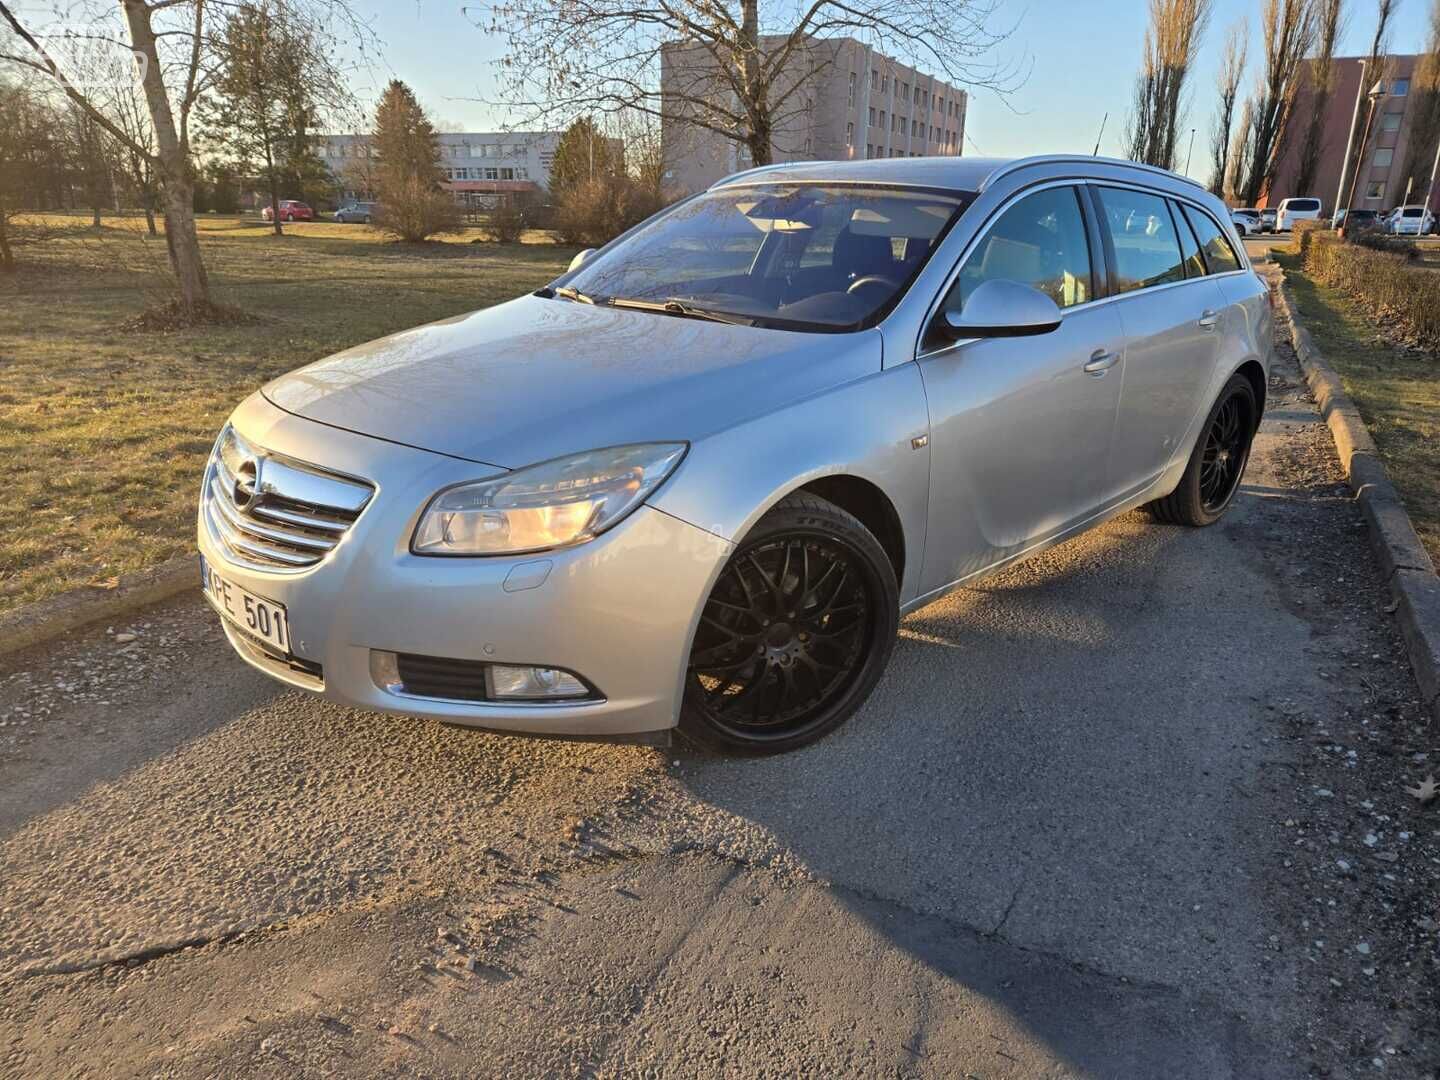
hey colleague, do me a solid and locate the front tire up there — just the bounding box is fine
[679,493,899,755]
[1147,373,1258,527]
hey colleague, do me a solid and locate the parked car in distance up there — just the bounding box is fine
[1385,205,1435,236]
[198,154,1273,755]
[261,200,315,223]
[1335,208,1382,232]
[334,201,378,224]
[1231,209,1260,236]
[1259,209,1276,233]
[1275,196,1322,231]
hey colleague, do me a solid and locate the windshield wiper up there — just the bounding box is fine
[535,285,598,304]
[606,296,755,326]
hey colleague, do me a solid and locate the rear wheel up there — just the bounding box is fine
[679,493,898,755]
[1146,373,1257,527]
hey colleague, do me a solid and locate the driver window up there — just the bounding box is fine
[946,186,1093,313]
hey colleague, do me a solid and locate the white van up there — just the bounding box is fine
[1276,197,1322,231]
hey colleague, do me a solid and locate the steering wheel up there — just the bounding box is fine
[846,274,900,296]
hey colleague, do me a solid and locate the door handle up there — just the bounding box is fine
[1083,349,1118,375]
[1198,309,1220,329]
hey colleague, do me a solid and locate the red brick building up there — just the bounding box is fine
[1264,54,1438,216]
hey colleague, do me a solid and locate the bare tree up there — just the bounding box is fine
[470,0,1022,169]
[1291,0,1346,195]
[1399,0,1440,199]
[1125,0,1214,169]
[1226,98,1255,201]
[1239,0,1316,206]
[1208,19,1248,193]
[0,1,371,319]
[1335,0,1401,198]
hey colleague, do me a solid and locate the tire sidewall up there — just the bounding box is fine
[680,499,899,756]
[1176,374,1257,525]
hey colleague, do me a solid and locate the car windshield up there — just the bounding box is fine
[560,183,972,331]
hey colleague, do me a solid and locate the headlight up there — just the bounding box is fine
[412,443,687,556]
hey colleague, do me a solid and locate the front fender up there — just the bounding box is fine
[648,363,932,605]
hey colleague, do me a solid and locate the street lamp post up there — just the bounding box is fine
[1339,80,1385,239]
[1333,59,1368,225]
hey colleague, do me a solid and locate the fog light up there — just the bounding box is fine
[486,664,588,700]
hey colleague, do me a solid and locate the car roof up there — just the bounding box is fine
[709,154,1205,198]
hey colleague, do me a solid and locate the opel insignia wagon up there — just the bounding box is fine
[198,154,1272,754]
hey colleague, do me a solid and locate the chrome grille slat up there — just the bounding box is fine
[207,479,335,552]
[202,426,374,572]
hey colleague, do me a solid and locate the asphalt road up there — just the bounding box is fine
[0,284,1432,1077]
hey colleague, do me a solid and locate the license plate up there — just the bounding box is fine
[203,561,291,654]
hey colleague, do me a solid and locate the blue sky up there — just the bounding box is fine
[353,0,1434,182]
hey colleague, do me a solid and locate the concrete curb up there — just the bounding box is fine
[1269,265,1440,723]
[0,555,196,659]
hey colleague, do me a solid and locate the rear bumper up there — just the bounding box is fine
[198,393,733,736]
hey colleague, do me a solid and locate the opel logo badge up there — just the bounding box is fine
[233,457,262,510]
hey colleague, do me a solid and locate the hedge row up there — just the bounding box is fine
[1295,226,1440,350]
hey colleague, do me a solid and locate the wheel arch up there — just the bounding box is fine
[1234,358,1267,429]
[795,474,906,590]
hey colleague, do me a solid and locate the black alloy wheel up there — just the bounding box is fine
[1147,373,1258,527]
[1199,391,1248,513]
[680,493,898,755]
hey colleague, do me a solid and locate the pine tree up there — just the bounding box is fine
[371,80,458,241]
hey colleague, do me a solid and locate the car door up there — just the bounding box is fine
[1093,185,1228,503]
[915,182,1126,594]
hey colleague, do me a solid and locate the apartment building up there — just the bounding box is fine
[317,131,575,205]
[1265,54,1439,215]
[660,36,967,193]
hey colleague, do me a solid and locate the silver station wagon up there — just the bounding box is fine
[198,154,1272,754]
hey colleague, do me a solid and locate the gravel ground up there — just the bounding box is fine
[0,287,1436,1077]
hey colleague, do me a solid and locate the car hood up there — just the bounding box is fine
[262,295,883,468]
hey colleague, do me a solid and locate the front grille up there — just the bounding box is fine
[395,653,490,701]
[202,426,373,572]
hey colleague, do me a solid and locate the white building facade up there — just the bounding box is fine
[317,131,563,204]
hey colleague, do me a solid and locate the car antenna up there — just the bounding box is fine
[1092,113,1107,157]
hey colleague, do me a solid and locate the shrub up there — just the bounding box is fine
[553,175,670,247]
[1290,218,1325,256]
[486,193,530,244]
[1302,231,1440,350]
[374,176,462,242]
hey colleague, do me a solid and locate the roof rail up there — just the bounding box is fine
[709,161,807,189]
[980,154,1205,191]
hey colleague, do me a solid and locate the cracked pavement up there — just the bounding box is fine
[1,288,1436,1077]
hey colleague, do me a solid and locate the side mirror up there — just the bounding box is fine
[567,248,597,273]
[938,279,1063,340]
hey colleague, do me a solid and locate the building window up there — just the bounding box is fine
[848,72,857,108]
[879,110,886,128]
[871,70,878,91]
[1365,181,1385,199]
[1381,112,1401,132]
[1391,78,1409,96]
[881,75,889,93]
[869,107,876,126]
[846,121,854,147]
[1373,147,1393,167]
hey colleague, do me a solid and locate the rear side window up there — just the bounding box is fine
[1095,187,1184,293]
[1287,199,1320,212]
[1181,205,1242,274]
[1173,202,1206,278]
[950,185,1093,310]
[1402,207,1423,218]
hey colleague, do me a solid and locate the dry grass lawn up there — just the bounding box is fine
[1275,251,1440,567]
[0,212,576,613]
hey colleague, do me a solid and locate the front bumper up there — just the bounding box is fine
[198,393,733,736]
